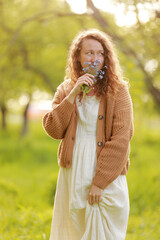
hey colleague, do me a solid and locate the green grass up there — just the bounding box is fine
[0,115,160,239]
[0,121,59,240]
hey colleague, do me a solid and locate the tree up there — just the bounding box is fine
[86,0,160,105]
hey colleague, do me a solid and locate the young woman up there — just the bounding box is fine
[43,28,134,240]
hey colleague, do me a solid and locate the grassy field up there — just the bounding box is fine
[0,114,160,240]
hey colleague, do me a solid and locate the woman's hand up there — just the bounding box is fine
[88,184,103,205]
[67,73,95,104]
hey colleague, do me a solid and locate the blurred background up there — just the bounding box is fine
[0,0,160,239]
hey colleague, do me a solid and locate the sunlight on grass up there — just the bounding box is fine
[0,117,160,239]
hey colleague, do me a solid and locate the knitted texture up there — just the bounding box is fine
[42,79,134,189]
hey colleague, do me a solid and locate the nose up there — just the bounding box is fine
[91,54,97,63]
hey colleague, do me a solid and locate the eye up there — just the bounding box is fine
[87,51,92,55]
[98,52,104,56]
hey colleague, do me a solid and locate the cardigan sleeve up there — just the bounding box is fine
[42,82,75,139]
[92,85,134,189]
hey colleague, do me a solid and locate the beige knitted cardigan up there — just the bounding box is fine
[42,79,134,190]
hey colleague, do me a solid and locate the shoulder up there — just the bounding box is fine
[116,82,130,98]
[114,82,133,111]
[106,81,130,99]
[51,79,75,106]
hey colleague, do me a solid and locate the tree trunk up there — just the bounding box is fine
[21,101,30,136]
[1,105,7,129]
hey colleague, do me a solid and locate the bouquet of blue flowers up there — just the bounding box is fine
[81,60,108,97]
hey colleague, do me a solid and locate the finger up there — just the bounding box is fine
[95,195,99,203]
[92,194,96,201]
[77,80,90,87]
[88,193,94,205]
[81,80,91,86]
[84,73,96,79]
[87,78,95,86]
[78,77,94,86]
[79,74,95,83]
[91,194,96,205]
[88,197,93,205]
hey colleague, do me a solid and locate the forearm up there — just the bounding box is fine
[92,108,134,190]
[92,137,130,189]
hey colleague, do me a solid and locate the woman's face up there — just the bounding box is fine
[79,38,104,71]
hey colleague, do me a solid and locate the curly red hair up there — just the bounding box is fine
[65,28,128,96]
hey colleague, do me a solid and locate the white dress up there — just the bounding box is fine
[49,95,130,240]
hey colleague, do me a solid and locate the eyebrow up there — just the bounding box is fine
[84,49,104,52]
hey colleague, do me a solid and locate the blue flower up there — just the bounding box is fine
[93,78,97,83]
[104,65,108,69]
